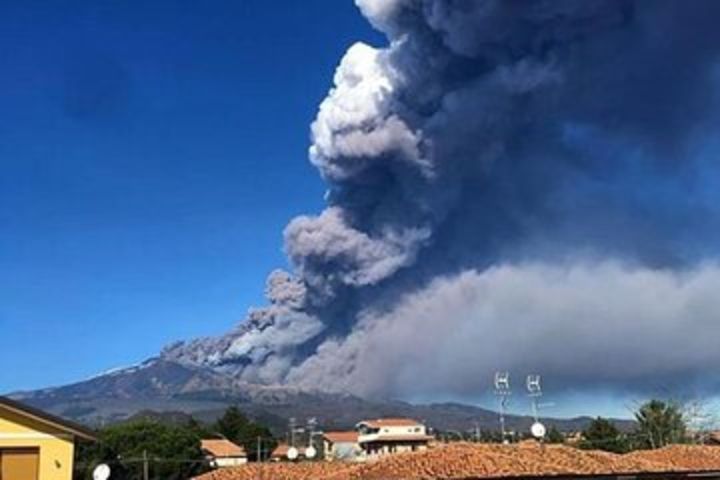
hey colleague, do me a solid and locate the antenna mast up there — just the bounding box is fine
[526,374,542,422]
[526,374,547,440]
[494,371,511,444]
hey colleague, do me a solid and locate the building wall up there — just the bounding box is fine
[357,423,428,444]
[0,407,76,480]
[212,456,248,467]
[362,442,427,460]
[376,425,427,436]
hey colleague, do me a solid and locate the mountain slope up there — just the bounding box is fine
[9,359,630,434]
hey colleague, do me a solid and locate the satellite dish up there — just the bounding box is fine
[93,464,111,480]
[305,446,317,459]
[530,421,546,439]
[287,447,299,460]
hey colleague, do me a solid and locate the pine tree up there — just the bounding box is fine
[214,406,277,461]
[634,399,687,449]
[579,417,629,453]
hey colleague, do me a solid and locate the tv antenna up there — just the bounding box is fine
[526,374,546,440]
[305,417,320,459]
[494,371,511,444]
[288,417,305,460]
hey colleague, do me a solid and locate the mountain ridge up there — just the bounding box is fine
[8,358,633,435]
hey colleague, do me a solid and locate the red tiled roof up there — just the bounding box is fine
[323,431,359,443]
[193,462,352,480]
[201,439,246,458]
[271,443,292,458]
[625,445,720,470]
[192,443,720,480]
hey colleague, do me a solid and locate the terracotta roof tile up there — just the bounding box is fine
[626,445,720,470]
[201,439,246,458]
[271,443,291,458]
[192,443,720,480]
[193,462,353,480]
[323,431,359,443]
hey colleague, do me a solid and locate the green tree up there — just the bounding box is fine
[634,399,687,449]
[478,429,504,443]
[214,406,277,461]
[75,419,207,480]
[545,426,565,444]
[185,416,213,438]
[214,406,249,441]
[579,417,629,453]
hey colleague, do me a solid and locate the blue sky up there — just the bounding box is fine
[0,0,384,392]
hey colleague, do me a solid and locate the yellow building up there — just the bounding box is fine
[0,396,96,480]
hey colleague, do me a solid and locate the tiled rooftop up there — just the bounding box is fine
[201,439,246,458]
[324,431,360,443]
[193,442,720,480]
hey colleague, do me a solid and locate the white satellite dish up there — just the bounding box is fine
[287,447,299,460]
[93,464,111,480]
[530,421,546,439]
[305,446,317,459]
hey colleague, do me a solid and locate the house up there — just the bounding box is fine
[322,431,360,461]
[270,442,318,462]
[701,430,720,445]
[355,418,432,459]
[0,395,96,480]
[270,442,295,461]
[201,439,248,467]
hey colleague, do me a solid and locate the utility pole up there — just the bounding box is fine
[289,417,296,447]
[257,436,262,462]
[142,449,149,480]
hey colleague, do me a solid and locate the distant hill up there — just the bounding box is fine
[9,358,633,435]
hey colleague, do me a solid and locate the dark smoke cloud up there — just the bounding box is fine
[163,0,720,398]
[287,261,720,397]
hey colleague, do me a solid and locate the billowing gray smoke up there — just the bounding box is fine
[163,0,720,398]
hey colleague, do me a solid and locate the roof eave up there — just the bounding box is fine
[0,396,97,441]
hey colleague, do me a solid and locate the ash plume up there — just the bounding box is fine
[163,0,720,398]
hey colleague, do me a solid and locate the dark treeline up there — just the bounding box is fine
[74,406,276,480]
